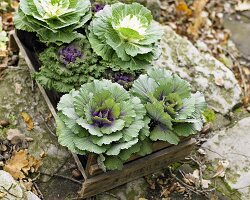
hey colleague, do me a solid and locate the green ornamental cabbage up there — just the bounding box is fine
[34,38,111,93]
[131,67,207,145]
[88,2,163,70]
[56,79,152,170]
[14,0,92,45]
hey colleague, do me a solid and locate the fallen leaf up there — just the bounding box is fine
[176,0,192,16]
[197,148,207,155]
[185,169,211,188]
[187,0,209,39]
[235,0,250,11]
[3,149,42,180]
[14,83,23,94]
[213,160,230,178]
[4,150,29,179]
[20,112,34,131]
[201,179,211,189]
[0,192,6,198]
[6,129,25,144]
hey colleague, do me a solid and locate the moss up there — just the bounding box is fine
[169,162,182,170]
[126,189,139,200]
[203,108,216,122]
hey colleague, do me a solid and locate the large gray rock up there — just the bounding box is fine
[154,26,242,114]
[202,117,250,200]
[0,170,40,200]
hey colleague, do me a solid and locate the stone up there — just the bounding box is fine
[154,26,242,114]
[202,117,250,200]
[0,170,40,200]
[224,13,250,58]
[96,178,148,200]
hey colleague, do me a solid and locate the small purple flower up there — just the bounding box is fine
[59,45,82,65]
[92,3,105,13]
[92,109,114,128]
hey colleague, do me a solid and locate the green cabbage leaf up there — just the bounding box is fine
[14,0,92,45]
[131,67,207,145]
[56,79,151,170]
[88,2,163,70]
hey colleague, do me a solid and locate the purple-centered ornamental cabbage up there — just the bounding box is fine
[56,79,152,170]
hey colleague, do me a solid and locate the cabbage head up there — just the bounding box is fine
[88,2,163,70]
[56,79,151,170]
[131,67,207,145]
[14,0,92,45]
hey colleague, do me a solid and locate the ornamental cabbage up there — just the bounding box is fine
[88,2,163,70]
[14,0,92,45]
[131,67,207,145]
[34,38,109,93]
[56,79,151,170]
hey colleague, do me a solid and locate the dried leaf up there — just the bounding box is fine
[14,83,23,94]
[201,179,211,189]
[187,0,209,39]
[213,160,229,178]
[4,150,29,179]
[6,129,25,144]
[197,148,207,155]
[3,149,42,180]
[235,0,250,11]
[0,192,6,198]
[176,0,192,16]
[20,112,34,131]
[185,169,211,188]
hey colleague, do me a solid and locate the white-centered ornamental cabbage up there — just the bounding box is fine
[88,2,164,70]
[56,79,152,170]
[14,0,92,45]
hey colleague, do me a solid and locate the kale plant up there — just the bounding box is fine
[34,38,111,93]
[14,0,92,45]
[88,2,163,70]
[56,79,151,170]
[131,67,207,145]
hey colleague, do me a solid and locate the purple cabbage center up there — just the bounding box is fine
[92,109,114,128]
[59,45,82,64]
[92,3,105,12]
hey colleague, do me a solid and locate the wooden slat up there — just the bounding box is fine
[88,137,193,176]
[79,138,196,198]
[10,30,88,180]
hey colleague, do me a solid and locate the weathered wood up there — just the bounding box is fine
[85,154,98,178]
[88,137,193,176]
[10,30,88,181]
[8,31,19,52]
[79,138,196,198]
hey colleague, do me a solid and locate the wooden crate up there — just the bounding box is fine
[9,30,196,199]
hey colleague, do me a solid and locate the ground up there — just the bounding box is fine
[1,1,250,200]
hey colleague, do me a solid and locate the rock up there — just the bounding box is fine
[154,26,242,114]
[96,178,148,200]
[224,13,250,58]
[0,170,40,200]
[202,117,250,200]
[26,191,41,200]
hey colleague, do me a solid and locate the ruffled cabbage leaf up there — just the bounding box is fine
[131,67,207,145]
[14,0,92,45]
[56,79,151,170]
[88,2,163,70]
